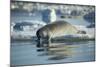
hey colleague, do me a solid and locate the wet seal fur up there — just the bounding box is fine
[36,20,79,47]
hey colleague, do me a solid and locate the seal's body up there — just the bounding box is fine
[36,20,78,45]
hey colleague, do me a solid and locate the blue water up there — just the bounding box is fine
[10,41,95,66]
[11,10,93,26]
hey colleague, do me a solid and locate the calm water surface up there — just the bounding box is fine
[10,40,95,66]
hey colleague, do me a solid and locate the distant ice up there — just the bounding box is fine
[11,21,46,39]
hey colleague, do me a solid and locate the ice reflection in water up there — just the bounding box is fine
[36,41,94,61]
[11,40,95,66]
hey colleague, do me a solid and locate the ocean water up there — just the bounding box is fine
[10,40,95,66]
[11,10,93,26]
